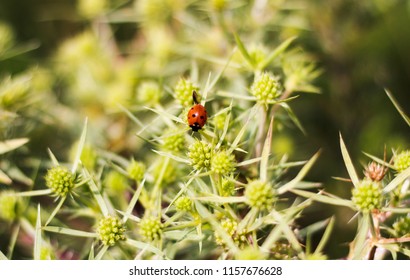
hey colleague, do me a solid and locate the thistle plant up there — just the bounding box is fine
[1,0,409,261]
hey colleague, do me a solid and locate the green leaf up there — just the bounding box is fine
[278,151,320,194]
[7,223,20,259]
[71,118,88,173]
[82,168,109,217]
[385,88,410,127]
[315,216,335,254]
[43,226,97,238]
[47,148,59,167]
[382,207,410,214]
[383,166,410,193]
[228,105,257,153]
[45,196,67,226]
[0,169,12,184]
[291,189,356,209]
[280,102,306,135]
[0,138,29,154]
[95,245,109,260]
[233,33,254,68]
[260,36,297,70]
[194,195,246,204]
[144,106,185,125]
[152,150,190,164]
[34,204,42,260]
[363,152,394,169]
[125,239,167,259]
[260,116,274,182]
[122,178,145,223]
[0,249,7,260]
[339,133,359,188]
[351,213,371,260]
[215,101,233,151]
[14,189,53,197]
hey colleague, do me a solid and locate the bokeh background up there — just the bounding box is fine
[1,0,409,259]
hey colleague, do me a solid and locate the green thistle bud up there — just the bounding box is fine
[137,81,161,107]
[214,218,237,246]
[139,216,163,241]
[393,216,410,237]
[175,196,193,212]
[250,72,282,106]
[215,218,248,249]
[174,78,200,107]
[394,150,410,173]
[271,241,298,260]
[162,128,186,153]
[45,166,75,197]
[351,179,383,212]
[220,177,235,197]
[127,159,146,182]
[104,170,128,193]
[0,190,26,221]
[188,140,213,171]
[211,150,236,175]
[97,215,127,246]
[245,180,276,210]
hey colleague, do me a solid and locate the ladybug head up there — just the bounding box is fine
[190,122,202,132]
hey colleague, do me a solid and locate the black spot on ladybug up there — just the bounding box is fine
[200,116,204,119]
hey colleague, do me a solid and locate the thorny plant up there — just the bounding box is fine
[0,0,409,260]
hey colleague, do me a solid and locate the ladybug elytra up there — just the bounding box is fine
[187,91,207,132]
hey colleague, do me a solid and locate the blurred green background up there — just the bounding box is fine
[1,0,409,259]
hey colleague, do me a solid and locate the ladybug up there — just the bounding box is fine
[187,91,207,132]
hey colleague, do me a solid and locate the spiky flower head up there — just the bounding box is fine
[271,241,298,260]
[97,215,127,246]
[211,150,236,175]
[127,159,146,182]
[174,78,200,107]
[188,140,213,171]
[364,162,387,182]
[162,128,186,153]
[220,177,236,197]
[351,179,383,212]
[394,150,410,173]
[215,218,248,249]
[245,180,276,210]
[393,216,410,237]
[0,190,26,222]
[45,166,75,197]
[175,196,193,212]
[136,81,161,107]
[139,216,163,241]
[250,72,282,106]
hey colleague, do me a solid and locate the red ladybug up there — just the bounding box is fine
[187,91,207,132]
